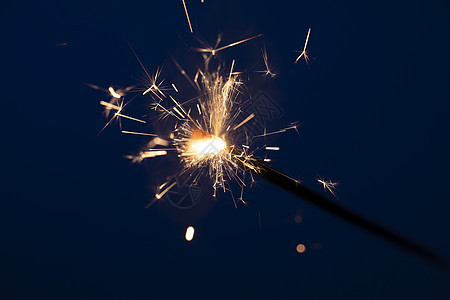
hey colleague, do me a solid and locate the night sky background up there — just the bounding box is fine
[2,0,450,299]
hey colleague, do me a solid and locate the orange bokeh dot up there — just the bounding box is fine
[296,244,306,253]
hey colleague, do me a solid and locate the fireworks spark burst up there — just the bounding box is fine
[92,1,448,269]
[260,47,277,78]
[91,32,279,205]
[317,178,339,198]
[92,2,310,208]
[91,31,304,204]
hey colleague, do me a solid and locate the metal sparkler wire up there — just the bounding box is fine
[229,146,449,269]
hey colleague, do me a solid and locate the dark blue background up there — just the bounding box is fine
[1,0,450,298]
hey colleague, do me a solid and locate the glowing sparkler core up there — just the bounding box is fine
[188,132,227,157]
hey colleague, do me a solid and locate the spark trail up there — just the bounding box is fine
[295,28,311,64]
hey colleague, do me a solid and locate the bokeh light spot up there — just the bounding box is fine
[296,243,306,253]
[185,226,195,241]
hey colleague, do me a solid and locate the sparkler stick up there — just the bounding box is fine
[229,146,449,269]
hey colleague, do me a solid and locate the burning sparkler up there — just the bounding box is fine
[93,1,448,269]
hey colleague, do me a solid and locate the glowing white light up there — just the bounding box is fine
[185,226,195,241]
[108,87,122,99]
[190,136,226,156]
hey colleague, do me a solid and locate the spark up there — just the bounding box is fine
[88,83,133,99]
[99,99,136,134]
[295,28,311,64]
[92,84,135,119]
[172,83,179,92]
[317,178,339,198]
[228,59,235,81]
[142,85,157,96]
[265,146,279,151]
[185,226,195,241]
[152,137,169,146]
[173,107,184,118]
[124,150,168,164]
[253,124,300,138]
[232,113,255,131]
[142,68,170,100]
[169,96,188,117]
[260,47,277,77]
[141,150,168,158]
[172,58,198,91]
[181,0,193,33]
[99,101,120,111]
[214,34,263,52]
[127,44,169,101]
[114,113,146,123]
[121,130,158,136]
[147,148,177,151]
[155,181,177,200]
[108,87,122,99]
[193,34,263,55]
[159,181,170,190]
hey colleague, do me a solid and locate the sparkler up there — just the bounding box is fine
[94,2,448,270]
